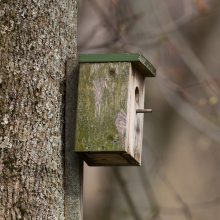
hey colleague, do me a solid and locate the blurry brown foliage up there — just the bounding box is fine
[79,0,220,219]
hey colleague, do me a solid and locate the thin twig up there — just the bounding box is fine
[147,142,220,212]
[149,0,219,96]
[159,76,220,144]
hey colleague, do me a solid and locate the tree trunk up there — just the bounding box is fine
[0,0,81,219]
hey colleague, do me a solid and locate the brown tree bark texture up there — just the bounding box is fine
[0,0,78,219]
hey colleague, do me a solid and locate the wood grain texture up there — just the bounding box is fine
[76,63,130,152]
[75,63,146,166]
[126,66,146,164]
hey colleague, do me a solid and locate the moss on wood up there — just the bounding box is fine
[76,62,130,152]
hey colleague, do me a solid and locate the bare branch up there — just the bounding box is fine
[159,76,220,144]
[149,0,219,96]
[158,172,193,220]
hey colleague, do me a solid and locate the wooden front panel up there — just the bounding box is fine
[75,62,131,154]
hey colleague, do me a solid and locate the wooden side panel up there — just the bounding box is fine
[75,62,131,154]
[126,66,145,165]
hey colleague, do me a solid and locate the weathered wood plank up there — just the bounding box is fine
[127,66,146,164]
[76,62,130,154]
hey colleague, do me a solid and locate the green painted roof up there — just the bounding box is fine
[79,53,156,77]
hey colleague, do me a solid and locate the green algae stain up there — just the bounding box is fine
[75,62,130,152]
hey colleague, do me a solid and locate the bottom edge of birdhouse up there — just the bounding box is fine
[76,151,141,166]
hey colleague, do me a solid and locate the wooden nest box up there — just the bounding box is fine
[75,53,156,166]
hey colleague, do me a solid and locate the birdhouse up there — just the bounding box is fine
[75,54,156,166]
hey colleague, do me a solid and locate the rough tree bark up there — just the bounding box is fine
[0,0,81,219]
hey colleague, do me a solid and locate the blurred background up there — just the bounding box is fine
[78,0,220,219]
